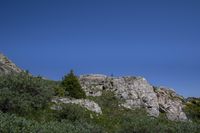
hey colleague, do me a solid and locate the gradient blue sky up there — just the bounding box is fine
[0,0,200,97]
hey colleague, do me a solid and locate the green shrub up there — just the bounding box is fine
[54,86,65,97]
[56,104,92,122]
[61,70,86,99]
[0,111,104,133]
[184,98,200,123]
[0,72,54,116]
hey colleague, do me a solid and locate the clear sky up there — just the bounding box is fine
[0,0,200,97]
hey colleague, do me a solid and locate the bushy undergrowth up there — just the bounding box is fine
[0,111,104,133]
[184,97,200,123]
[0,72,54,116]
[89,91,200,133]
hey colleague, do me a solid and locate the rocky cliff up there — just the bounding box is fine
[0,53,22,74]
[79,74,188,121]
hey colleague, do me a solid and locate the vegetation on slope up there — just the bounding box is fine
[0,71,199,133]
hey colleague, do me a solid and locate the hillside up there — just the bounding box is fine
[0,54,199,133]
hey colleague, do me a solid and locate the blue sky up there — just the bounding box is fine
[0,0,200,97]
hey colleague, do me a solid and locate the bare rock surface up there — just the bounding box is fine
[0,53,22,74]
[79,74,187,121]
[155,87,187,121]
[52,97,102,114]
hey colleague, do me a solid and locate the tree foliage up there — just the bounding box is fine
[61,70,86,99]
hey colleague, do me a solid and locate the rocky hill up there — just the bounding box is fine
[0,53,22,74]
[0,53,188,122]
[1,53,199,133]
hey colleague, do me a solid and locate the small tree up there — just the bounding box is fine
[61,70,86,99]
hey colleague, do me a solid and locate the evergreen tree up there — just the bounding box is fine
[61,70,86,99]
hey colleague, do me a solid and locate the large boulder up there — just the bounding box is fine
[112,77,159,117]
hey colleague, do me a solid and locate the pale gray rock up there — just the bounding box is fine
[52,97,102,114]
[79,74,107,96]
[79,74,160,117]
[0,53,22,74]
[79,74,188,121]
[155,87,187,121]
[112,77,159,117]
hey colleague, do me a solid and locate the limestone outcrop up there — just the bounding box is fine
[51,97,102,114]
[79,74,188,121]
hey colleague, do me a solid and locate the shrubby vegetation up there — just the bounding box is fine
[184,97,200,123]
[54,86,65,97]
[88,91,200,133]
[0,72,54,116]
[0,111,104,133]
[0,72,199,133]
[60,70,86,99]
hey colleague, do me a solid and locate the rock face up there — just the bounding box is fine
[79,74,188,121]
[51,97,102,114]
[155,87,187,121]
[0,53,22,75]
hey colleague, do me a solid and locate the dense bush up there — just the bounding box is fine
[184,97,200,123]
[117,111,200,133]
[53,86,65,97]
[61,70,86,99]
[0,111,104,133]
[0,72,54,116]
[56,104,92,122]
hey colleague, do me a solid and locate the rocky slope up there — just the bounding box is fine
[0,53,188,121]
[79,74,188,121]
[0,53,22,74]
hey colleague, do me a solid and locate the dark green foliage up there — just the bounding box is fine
[116,110,200,133]
[53,86,65,97]
[61,70,86,99]
[56,104,91,122]
[54,104,105,132]
[0,111,104,133]
[0,72,54,116]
